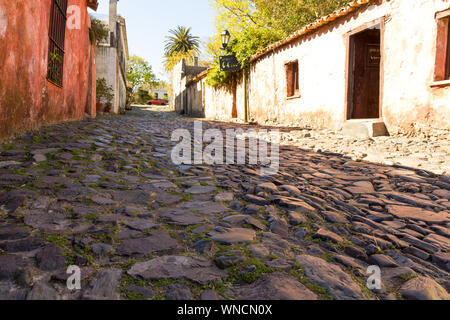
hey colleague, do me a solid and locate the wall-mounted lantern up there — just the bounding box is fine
[219,30,240,71]
[221,30,231,50]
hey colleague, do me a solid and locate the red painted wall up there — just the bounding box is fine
[0,0,96,140]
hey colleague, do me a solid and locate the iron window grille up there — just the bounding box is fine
[47,0,68,87]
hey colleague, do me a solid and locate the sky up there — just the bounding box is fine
[89,0,216,81]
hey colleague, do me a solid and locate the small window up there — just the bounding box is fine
[434,10,450,81]
[47,0,68,87]
[285,60,299,97]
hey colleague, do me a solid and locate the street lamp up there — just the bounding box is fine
[221,30,231,50]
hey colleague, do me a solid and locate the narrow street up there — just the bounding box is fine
[0,106,448,300]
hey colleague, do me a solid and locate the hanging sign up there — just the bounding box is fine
[366,44,381,67]
[220,55,241,71]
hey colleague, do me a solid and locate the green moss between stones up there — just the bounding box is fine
[289,264,332,300]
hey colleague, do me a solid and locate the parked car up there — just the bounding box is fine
[147,99,168,106]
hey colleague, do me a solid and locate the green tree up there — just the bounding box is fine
[163,49,199,72]
[254,0,354,35]
[206,0,354,86]
[127,55,159,92]
[163,26,202,73]
[164,26,201,56]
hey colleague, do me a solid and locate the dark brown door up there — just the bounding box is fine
[349,29,381,119]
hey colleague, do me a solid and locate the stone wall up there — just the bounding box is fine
[0,0,97,140]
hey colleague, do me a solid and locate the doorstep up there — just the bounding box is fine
[339,119,389,138]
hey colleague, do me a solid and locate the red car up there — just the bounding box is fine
[147,99,168,105]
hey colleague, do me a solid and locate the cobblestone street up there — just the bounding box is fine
[276,126,450,176]
[0,106,449,300]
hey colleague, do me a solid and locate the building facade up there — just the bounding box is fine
[0,0,98,140]
[171,58,208,116]
[151,88,169,100]
[181,0,450,136]
[95,0,129,114]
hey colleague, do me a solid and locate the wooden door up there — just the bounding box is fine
[350,29,381,119]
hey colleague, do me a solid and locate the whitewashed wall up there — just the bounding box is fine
[193,0,450,132]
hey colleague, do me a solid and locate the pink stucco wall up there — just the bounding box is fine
[198,0,450,133]
[0,0,96,140]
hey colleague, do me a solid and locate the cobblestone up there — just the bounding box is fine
[0,105,448,300]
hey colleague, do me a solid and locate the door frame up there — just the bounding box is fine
[344,17,385,121]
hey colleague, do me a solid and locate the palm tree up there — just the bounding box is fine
[164,26,200,56]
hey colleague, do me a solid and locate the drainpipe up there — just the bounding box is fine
[244,68,248,123]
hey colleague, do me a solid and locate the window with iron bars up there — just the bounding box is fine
[47,0,68,87]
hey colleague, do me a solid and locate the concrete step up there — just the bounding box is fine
[339,120,389,138]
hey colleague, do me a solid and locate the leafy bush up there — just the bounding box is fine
[96,78,114,105]
[89,18,109,45]
[127,55,159,93]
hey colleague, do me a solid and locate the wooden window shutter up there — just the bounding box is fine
[293,61,299,94]
[286,61,299,97]
[446,20,450,79]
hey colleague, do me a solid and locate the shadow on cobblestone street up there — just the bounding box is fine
[0,105,448,300]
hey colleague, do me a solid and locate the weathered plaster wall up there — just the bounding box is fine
[196,0,450,133]
[95,18,128,114]
[0,0,96,140]
[96,46,117,107]
[381,0,450,132]
[96,43,127,114]
[172,59,208,115]
[246,0,384,129]
[236,77,246,121]
[171,60,185,114]
[117,66,127,114]
[205,84,234,120]
[185,81,203,117]
[197,76,246,121]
